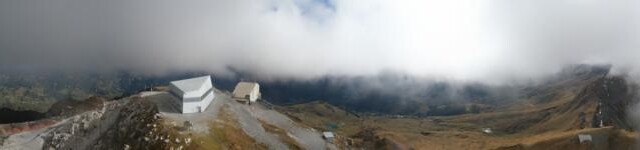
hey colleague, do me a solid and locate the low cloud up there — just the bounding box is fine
[629,97,640,147]
[1,0,640,83]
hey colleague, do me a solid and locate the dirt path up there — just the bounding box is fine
[246,103,334,150]
[226,100,289,150]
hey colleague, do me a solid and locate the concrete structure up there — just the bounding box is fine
[578,134,592,144]
[482,128,493,134]
[232,82,260,104]
[322,132,335,141]
[169,76,215,113]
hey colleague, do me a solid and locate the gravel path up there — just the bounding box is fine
[226,100,289,150]
[247,103,333,150]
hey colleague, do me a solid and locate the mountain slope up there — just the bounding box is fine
[275,65,640,149]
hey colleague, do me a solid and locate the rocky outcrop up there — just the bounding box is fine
[91,97,167,150]
[43,97,110,149]
[38,95,166,149]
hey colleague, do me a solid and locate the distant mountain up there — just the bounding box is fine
[252,74,519,116]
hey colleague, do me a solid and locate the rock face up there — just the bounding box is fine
[0,95,169,150]
[91,97,167,150]
[41,96,166,150]
[43,97,112,149]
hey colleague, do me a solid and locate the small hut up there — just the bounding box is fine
[232,82,260,104]
[322,132,335,141]
[578,134,592,144]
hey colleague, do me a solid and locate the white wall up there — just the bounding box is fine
[249,85,259,102]
[168,84,183,95]
[181,90,215,113]
[200,91,214,111]
[168,84,183,111]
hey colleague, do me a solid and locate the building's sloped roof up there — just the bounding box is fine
[233,82,258,97]
[170,75,211,93]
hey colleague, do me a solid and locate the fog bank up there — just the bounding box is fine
[1,0,640,83]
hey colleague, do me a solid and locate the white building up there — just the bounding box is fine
[578,134,592,144]
[322,132,335,141]
[169,75,215,113]
[482,128,492,134]
[232,82,260,104]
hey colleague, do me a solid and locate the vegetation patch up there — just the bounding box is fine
[258,119,303,150]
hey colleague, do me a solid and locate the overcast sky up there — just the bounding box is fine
[1,0,640,83]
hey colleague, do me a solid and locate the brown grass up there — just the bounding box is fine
[191,106,268,150]
[276,99,639,150]
[275,101,364,135]
[258,119,303,150]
